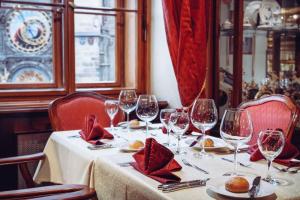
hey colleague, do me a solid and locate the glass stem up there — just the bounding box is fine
[127,112,130,133]
[177,136,181,154]
[267,160,272,180]
[167,128,170,146]
[234,145,238,174]
[110,119,113,130]
[146,121,149,137]
[201,130,206,154]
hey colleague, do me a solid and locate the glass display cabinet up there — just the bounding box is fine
[215,0,300,115]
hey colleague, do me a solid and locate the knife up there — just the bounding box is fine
[189,134,203,147]
[248,176,261,199]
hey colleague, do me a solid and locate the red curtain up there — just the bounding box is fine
[162,0,208,107]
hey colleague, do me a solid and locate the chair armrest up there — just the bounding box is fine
[0,184,96,200]
[0,152,45,166]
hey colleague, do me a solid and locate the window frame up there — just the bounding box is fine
[0,0,150,104]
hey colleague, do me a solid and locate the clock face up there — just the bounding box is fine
[5,9,52,53]
[9,66,51,83]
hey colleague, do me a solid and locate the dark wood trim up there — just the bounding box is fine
[272,32,281,75]
[295,33,300,76]
[69,2,138,13]
[232,0,244,107]
[0,0,65,8]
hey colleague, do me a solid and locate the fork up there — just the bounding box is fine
[273,165,291,172]
[181,159,209,174]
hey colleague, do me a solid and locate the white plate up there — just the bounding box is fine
[185,136,228,151]
[207,176,276,199]
[119,146,143,153]
[118,121,146,129]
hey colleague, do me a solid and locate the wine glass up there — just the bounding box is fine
[220,108,253,175]
[136,95,159,137]
[258,130,286,185]
[169,111,189,154]
[119,90,138,132]
[191,98,218,158]
[160,108,176,146]
[104,100,119,130]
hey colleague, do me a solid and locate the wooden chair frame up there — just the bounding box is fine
[239,94,300,141]
[0,152,97,199]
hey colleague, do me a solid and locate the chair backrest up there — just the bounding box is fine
[239,95,300,145]
[49,92,124,131]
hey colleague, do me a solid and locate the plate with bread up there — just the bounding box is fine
[119,140,144,153]
[186,136,228,151]
[118,120,146,129]
[207,176,275,199]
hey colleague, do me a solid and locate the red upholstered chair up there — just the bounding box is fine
[48,92,124,131]
[238,95,300,145]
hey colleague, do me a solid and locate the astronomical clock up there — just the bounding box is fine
[0,7,53,83]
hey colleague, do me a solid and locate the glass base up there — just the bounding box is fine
[193,151,214,159]
[263,177,291,186]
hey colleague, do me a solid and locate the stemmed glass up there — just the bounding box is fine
[104,100,119,130]
[258,130,286,185]
[220,108,253,175]
[169,111,189,154]
[160,108,176,146]
[119,90,138,132]
[136,95,159,137]
[191,98,218,158]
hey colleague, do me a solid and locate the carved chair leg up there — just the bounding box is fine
[19,163,35,188]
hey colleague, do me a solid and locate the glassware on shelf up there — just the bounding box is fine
[119,90,138,132]
[220,108,253,175]
[191,98,218,158]
[136,95,159,137]
[169,111,189,155]
[104,100,119,130]
[160,108,176,146]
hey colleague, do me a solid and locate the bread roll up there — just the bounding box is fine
[225,176,249,193]
[201,138,214,147]
[129,140,144,149]
[129,119,140,127]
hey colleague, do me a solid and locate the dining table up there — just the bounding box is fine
[34,125,300,200]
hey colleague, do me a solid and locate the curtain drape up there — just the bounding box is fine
[162,0,208,107]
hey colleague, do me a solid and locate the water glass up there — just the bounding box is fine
[169,111,189,154]
[220,108,253,175]
[119,90,137,132]
[258,130,286,185]
[191,98,218,158]
[136,95,159,137]
[104,100,119,130]
[160,108,176,146]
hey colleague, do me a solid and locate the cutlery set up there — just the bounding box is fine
[273,165,300,174]
[181,159,209,174]
[221,157,252,168]
[87,144,115,150]
[158,179,209,193]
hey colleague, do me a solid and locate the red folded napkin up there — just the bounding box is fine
[249,142,300,167]
[131,138,182,183]
[79,115,113,145]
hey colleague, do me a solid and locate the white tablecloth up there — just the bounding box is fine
[34,127,300,200]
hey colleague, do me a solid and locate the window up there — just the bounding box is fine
[0,0,149,103]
